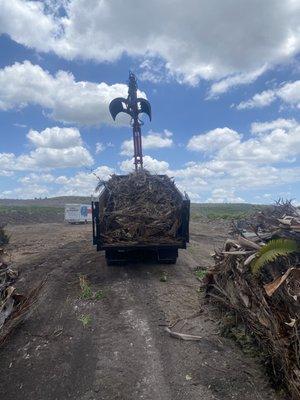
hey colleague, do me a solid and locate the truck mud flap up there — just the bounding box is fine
[157,248,178,264]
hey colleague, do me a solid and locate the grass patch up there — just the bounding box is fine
[0,205,64,214]
[78,314,92,327]
[160,272,168,282]
[94,290,105,300]
[79,275,93,300]
[194,269,207,280]
[191,203,268,221]
[79,275,105,301]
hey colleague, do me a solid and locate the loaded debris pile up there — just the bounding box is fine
[206,201,300,399]
[97,170,183,244]
[0,224,42,345]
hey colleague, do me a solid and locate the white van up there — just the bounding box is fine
[64,204,92,224]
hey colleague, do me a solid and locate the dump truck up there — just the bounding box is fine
[92,73,189,265]
[92,173,190,265]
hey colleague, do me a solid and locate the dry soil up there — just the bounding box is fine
[0,221,281,400]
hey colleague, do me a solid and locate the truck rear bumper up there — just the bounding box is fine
[98,242,186,251]
[105,246,179,265]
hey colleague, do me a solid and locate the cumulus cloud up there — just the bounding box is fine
[169,160,300,203]
[277,80,300,106]
[27,127,82,148]
[120,155,170,174]
[0,0,59,52]
[11,165,114,199]
[5,117,300,199]
[217,124,300,163]
[171,119,300,201]
[1,0,300,88]
[54,166,114,196]
[208,66,267,98]
[236,90,277,109]
[236,80,300,109]
[0,126,93,171]
[187,128,241,153]
[206,188,245,203]
[250,118,298,134]
[18,173,55,184]
[0,61,145,125]
[120,129,173,156]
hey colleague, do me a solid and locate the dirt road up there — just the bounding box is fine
[0,222,279,400]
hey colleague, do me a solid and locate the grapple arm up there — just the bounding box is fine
[109,97,131,120]
[137,98,151,121]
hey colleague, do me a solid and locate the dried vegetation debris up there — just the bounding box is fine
[0,224,9,246]
[206,200,300,399]
[98,171,183,244]
[0,225,42,345]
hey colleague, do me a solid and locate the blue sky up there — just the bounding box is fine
[0,0,300,203]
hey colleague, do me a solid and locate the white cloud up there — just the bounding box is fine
[277,80,300,106]
[1,0,300,88]
[0,61,145,125]
[120,129,173,156]
[208,66,267,97]
[251,118,297,134]
[236,80,300,109]
[120,156,170,174]
[27,127,82,148]
[139,59,170,84]
[13,123,27,128]
[169,160,300,203]
[168,119,300,201]
[54,166,114,196]
[4,116,300,200]
[2,184,51,200]
[0,0,59,52]
[95,142,105,154]
[0,170,14,177]
[19,173,55,184]
[187,128,241,152]
[236,89,277,109]
[9,165,114,199]
[27,146,93,168]
[218,126,300,163]
[206,188,245,203]
[0,126,93,171]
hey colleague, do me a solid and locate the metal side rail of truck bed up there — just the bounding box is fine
[92,189,190,266]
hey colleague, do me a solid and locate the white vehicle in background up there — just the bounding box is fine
[64,204,92,224]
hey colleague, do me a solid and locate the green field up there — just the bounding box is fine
[0,205,64,224]
[0,205,63,213]
[0,199,269,225]
[190,203,268,220]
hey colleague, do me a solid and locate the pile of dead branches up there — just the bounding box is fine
[98,170,183,244]
[206,201,300,399]
[0,226,43,345]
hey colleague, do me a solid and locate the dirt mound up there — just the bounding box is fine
[98,171,184,244]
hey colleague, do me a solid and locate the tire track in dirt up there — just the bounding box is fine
[0,223,281,400]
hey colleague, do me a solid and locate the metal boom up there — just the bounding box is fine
[109,72,151,171]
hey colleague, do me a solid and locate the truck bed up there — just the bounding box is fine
[92,175,190,265]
